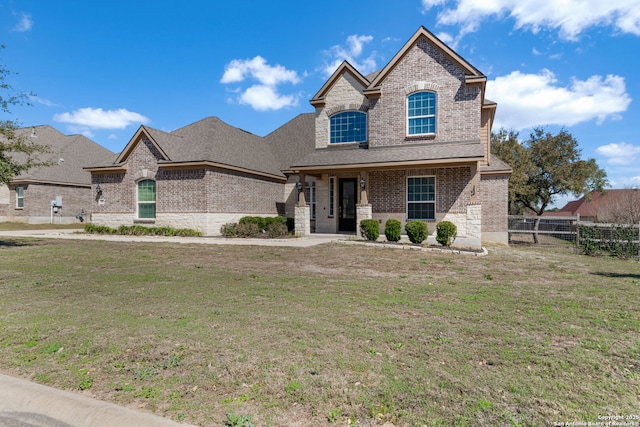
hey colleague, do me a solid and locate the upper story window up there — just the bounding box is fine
[137,179,156,219]
[15,187,24,209]
[407,91,436,136]
[330,111,367,144]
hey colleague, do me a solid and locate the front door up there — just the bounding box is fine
[339,178,357,232]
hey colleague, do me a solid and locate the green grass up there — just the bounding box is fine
[0,237,638,426]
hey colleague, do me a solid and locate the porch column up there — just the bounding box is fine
[294,173,311,236]
[356,171,373,238]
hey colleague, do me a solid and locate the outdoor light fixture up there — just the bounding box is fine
[360,176,366,190]
[296,181,303,192]
[96,184,102,197]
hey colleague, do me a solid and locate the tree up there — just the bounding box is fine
[492,126,608,216]
[595,188,640,224]
[1,45,51,184]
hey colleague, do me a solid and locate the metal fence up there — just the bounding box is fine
[508,215,640,259]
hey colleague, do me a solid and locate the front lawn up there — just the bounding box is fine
[0,238,638,426]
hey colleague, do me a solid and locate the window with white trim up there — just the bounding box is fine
[407,91,436,136]
[16,186,24,209]
[329,111,367,144]
[407,176,435,220]
[137,179,156,219]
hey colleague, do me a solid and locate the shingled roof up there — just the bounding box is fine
[11,125,115,186]
[103,117,285,179]
[291,140,486,171]
[264,113,316,172]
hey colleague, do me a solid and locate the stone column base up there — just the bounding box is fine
[295,204,311,236]
[356,204,373,238]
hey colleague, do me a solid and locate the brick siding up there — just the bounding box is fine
[478,174,509,232]
[368,166,472,215]
[3,183,91,224]
[368,38,481,147]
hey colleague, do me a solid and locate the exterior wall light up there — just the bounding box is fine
[360,176,366,190]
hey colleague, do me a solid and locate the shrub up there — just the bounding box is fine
[236,222,260,238]
[405,220,428,244]
[359,219,380,241]
[266,222,288,238]
[239,216,288,232]
[220,223,238,237]
[384,219,402,242]
[436,221,457,247]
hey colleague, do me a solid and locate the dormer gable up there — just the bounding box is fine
[115,125,173,164]
[364,26,487,99]
[310,61,370,107]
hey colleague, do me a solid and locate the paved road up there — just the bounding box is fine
[0,372,196,427]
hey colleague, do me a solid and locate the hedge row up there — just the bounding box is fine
[579,224,639,259]
[84,224,202,237]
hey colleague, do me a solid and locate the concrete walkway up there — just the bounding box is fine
[0,228,349,247]
[0,372,196,427]
[0,228,483,250]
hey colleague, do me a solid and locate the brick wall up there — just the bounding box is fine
[4,183,91,224]
[478,174,509,232]
[368,38,481,147]
[368,166,472,214]
[90,135,284,230]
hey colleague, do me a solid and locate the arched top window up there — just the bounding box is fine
[329,111,367,144]
[407,91,436,136]
[137,179,156,219]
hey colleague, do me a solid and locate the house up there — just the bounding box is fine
[0,125,115,224]
[87,26,511,245]
[546,189,640,223]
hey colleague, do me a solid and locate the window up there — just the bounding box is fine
[137,179,156,219]
[329,177,335,217]
[407,176,435,220]
[16,187,24,208]
[330,111,367,144]
[407,91,436,135]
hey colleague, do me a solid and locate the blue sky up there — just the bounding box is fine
[1,0,639,206]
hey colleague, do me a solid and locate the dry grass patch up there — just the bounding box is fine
[0,237,638,426]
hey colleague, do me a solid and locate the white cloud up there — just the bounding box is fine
[220,56,301,111]
[487,70,632,130]
[12,13,33,32]
[321,34,377,77]
[53,107,149,129]
[596,142,640,165]
[238,85,298,111]
[421,0,640,40]
[221,56,300,86]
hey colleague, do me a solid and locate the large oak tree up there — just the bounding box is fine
[491,126,608,216]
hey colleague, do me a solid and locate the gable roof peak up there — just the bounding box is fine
[310,60,371,106]
[367,26,485,92]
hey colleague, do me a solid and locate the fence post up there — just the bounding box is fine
[575,214,580,255]
[637,221,639,261]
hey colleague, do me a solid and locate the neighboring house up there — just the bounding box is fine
[0,125,114,224]
[87,26,511,245]
[545,189,640,223]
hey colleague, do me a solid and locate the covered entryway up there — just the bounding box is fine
[338,177,357,232]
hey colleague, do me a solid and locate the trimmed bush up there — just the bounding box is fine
[359,219,380,241]
[238,216,288,232]
[220,223,238,237]
[436,221,457,247]
[405,220,428,244]
[84,224,202,237]
[384,219,402,242]
[236,222,260,238]
[266,222,288,238]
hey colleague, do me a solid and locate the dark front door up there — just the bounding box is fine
[339,178,357,232]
